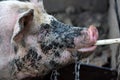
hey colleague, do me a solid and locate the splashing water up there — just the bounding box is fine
[50,70,59,80]
[50,51,90,80]
[74,55,81,80]
[73,51,90,80]
[75,61,81,80]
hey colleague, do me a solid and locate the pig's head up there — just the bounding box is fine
[8,0,98,79]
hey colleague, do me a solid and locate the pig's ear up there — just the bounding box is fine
[11,9,34,43]
[30,0,45,12]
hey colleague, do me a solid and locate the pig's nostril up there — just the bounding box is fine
[88,25,98,42]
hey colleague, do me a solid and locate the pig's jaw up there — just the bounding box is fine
[77,46,97,52]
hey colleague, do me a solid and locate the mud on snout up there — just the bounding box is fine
[38,18,98,53]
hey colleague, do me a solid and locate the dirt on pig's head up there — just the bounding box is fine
[11,3,96,56]
[37,20,99,53]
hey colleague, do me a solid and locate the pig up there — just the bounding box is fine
[0,0,98,80]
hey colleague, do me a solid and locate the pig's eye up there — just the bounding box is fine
[40,23,51,29]
[39,23,52,34]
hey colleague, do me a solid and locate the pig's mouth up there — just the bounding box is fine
[74,25,98,52]
[77,45,97,52]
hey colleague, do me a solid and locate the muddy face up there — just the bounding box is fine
[38,18,98,53]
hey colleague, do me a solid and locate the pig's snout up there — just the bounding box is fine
[74,25,98,52]
[88,25,98,43]
[39,19,98,53]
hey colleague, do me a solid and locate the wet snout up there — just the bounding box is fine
[74,25,98,52]
[88,25,98,44]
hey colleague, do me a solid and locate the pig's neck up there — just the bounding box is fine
[0,48,16,79]
[0,61,16,80]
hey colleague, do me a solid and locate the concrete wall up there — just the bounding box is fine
[108,0,120,79]
[44,0,108,13]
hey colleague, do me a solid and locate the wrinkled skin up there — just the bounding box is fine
[0,0,98,80]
